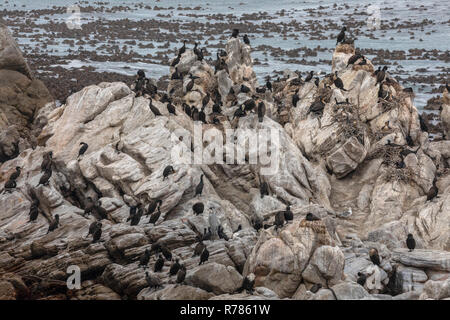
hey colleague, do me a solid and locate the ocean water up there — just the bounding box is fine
[1,0,449,110]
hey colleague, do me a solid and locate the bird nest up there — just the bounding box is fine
[366,144,401,166]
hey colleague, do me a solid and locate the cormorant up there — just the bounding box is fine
[406,234,416,252]
[240,84,251,93]
[231,28,239,38]
[292,89,299,107]
[168,259,181,276]
[308,99,325,114]
[147,199,162,216]
[199,247,209,265]
[202,93,210,108]
[376,66,388,84]
[195,174,204,197]
[347,53,364,66]
[37,167,52,186]
[171,54,180,67]
[176,265,186,284]
[243,34,250,45]
[284,205,293,222]
[266,79,272,92]
[154,254,164,272]
[305,71,314,82]
[148,205,161,225]
[145,272,162,289]
[336,26,347,44]
[183,103,192,117]
[149,99,162,116]
[306,213,321,221]
[217,225,229,241]
[193,240,206,257]
[163,165,175,180]
[47,214,60,234]
[199,106,206,123]
[427,178,438,201]
[419,114,429,132]
[244,98,256,112]
[233,105,246,120]
[87,221,101,238]
[139,249,151,268]
[274,211,285,230]
[252,216,263,231]
[4,179,16,192]
[29,199,39,222]
[357,272,367,286]
[160,245,172,261]
[257,101,265,122]
[259,179,269,199]
[78,142,88,158]
[334,72,347,91]
[9,167,21,181]
[84,197,95,217]
[369,248,381,266]
[41,151,53,172]
[202,227,212,241]
[130,206,143,226]
[167,102,176,115]
[178,41,186,56]
[192,202,204,215]
[92,226,102,243]
[212,103,222,114]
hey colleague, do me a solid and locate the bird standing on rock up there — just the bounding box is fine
[145,272,162,289]
[147,199,162,216]
[149,99,162,116]
[92,225,102,243]
[284,205,293,222]
[47,214,60,234]
[305,71,314,82]
[195,174,204,197]
[41,151,53,172]
[148,204,161,225]
[243,34,250,45]
[357,272,367,286]
[163,165,175,180]
[167,102,176,115]
[9,167,21,181]
[369,248,381,266]
[139,249,151,268]
[406,234,416,252]
[199,247,209,265]
[192,202,204,215]
[78,142,88,158]
[306,212,321,221]
[37,167,52,187]
[274,211,285,230]
[154,254,164,272]
[292,89,299,108]
[193,240,206,257]
[29,199,40,222]
[168,259,181,276]
[231,28,239,38]
[333,72,347,91]
[336,26,347,44]
[176,265,186,284]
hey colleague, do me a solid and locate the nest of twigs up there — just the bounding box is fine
[381,166,417,184]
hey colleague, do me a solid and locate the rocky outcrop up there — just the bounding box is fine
[0,25,449,301]
[0,20,53,162]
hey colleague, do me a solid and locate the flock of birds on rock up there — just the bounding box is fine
[0,26,439,295]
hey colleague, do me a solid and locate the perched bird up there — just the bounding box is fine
[243,34,250,45]
[202,227,212,241]
[160,245,172,261]
[167,102,176,115]
[92,226,102,243]
[192,202,204,215]
[168,259,181,276]
[78,142,88,158]
[259,180,269,199]
[41,151,53,172]
[84,197,95,217]
[37,168,52,186]
[233,105,246,120]
[217,225,229,241]
[369,248,381,266]
[145,272,162,289]
[9,167,21,181]
[426,178,438,201]
[357,272,367,286]
[376,66,388,84]
[87,221,101,238]
[163,165,175,180]
[154,254,164,272]
[336,26,347,44]
[139,249,151,268]
[178,41,186,56]
[47,214,60,234]
[195,174,204,197]
[305,71,314,82]
[243,98,256,112]
[29,199,40,222]
[183,103,192,117]
[240,84,251,93]
[93,203,108,220]
[171,54,180,67]
[308,99,325,114]
[284,205,293,222]
[176,265,186,284]
[4,179,16,192]
[231,28,239,38]
[274,211,285,230]
[130,206,143,226]
[333,72,347,91]
[406,234,416,252]
[292,89,299,108]
[306,213,321,221]
[147,199,162,216]
[212,103,222,114]
[257,101,266,123]
[192,240,206,257]
[148,205,162,225]
[266,79,272,92]
[199,106,206,123]
[252,216,263,231]
[199,247,209,265]
[149,99,162,116]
